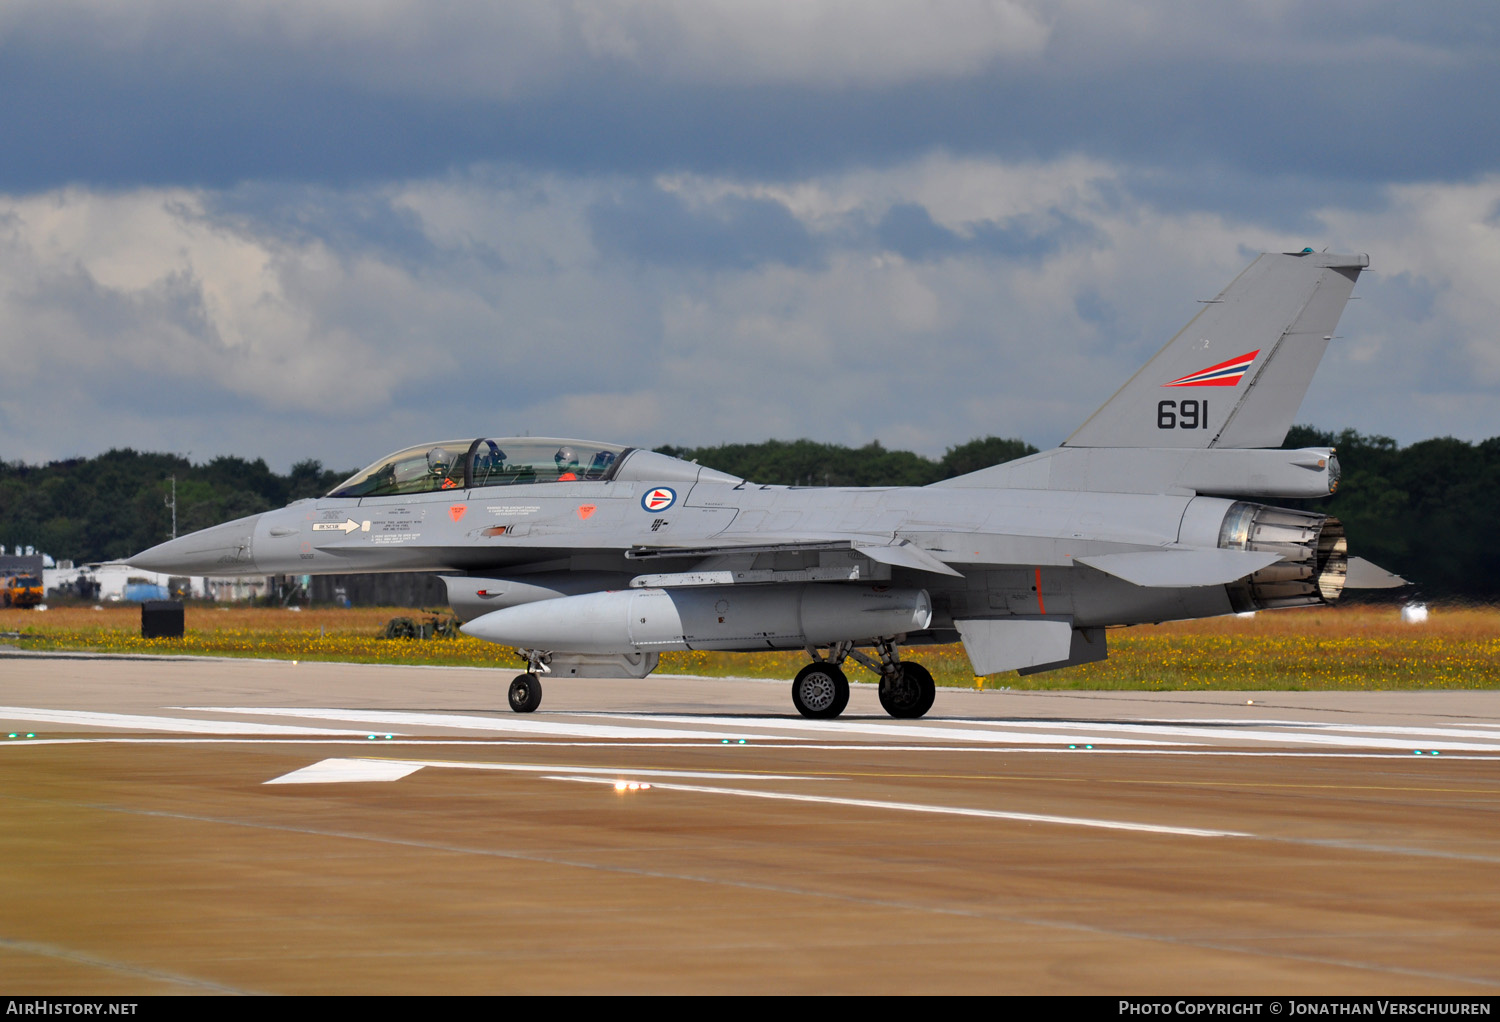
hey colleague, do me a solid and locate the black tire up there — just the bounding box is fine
[508,673,542,713]
[905,661,937,717]
[791,662,850,719]
[878,661,935,719]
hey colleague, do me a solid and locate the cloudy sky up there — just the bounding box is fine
[2,1,1497,473]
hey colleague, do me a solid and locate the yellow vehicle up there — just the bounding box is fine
[2,574,44,608]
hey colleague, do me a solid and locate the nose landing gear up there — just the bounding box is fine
[507,649,550,713]
[508,673,543,713]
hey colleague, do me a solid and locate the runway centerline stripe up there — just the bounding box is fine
[544,774,1250,838]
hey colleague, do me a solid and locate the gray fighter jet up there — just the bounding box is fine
[131,249,1404,719]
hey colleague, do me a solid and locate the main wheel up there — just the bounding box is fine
[878,661,935,719]
[508,673,542,713]
[791,662,850,719]
[905,661,936,717]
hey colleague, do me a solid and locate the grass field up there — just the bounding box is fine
[4,601,1497,691]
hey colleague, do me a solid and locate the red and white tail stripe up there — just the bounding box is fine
[1163,349,1259,387]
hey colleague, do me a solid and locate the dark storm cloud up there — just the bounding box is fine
[1,4,1497,201]
[202,184,439,268]
[873,203,1099,262]
[589,184,821,269]
[2,3,1498,470]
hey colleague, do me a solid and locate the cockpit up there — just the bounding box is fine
[328,438,632,497]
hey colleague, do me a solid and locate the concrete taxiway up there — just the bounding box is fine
[3,652,1500,994]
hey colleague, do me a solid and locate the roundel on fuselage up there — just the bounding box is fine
[642,487,677,512]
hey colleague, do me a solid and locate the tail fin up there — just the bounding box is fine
[1064,250,1367,449]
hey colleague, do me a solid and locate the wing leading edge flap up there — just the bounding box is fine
[851,541,964,577]
[955,618,1075,676]
[1075,548,1282,588]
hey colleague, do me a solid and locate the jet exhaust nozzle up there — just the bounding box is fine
[461,583,932,654]
[1218,502,1347,611]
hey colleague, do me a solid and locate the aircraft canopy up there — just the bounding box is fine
[328,438,632,497]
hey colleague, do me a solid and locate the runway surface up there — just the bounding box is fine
[3,652,1500,995]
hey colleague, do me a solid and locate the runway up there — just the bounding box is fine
[3,653,1500,994]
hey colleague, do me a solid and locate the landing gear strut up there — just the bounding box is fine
[792,638,935,720]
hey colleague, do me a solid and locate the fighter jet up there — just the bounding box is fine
[131,249,1404,719]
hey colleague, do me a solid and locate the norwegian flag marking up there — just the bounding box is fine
[1163,349,1260,388]
[642,487,677,512]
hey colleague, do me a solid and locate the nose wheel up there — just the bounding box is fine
[508,672,542,713]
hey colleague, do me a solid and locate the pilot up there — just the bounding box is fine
[554,446,581,481]
[427,447,459,489]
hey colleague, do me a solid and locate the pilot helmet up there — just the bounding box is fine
[426,447,451,474]
[554,445,577,467]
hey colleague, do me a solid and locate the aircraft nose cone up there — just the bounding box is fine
[129,513,262,575]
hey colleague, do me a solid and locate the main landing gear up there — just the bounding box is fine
[793,638,935,721]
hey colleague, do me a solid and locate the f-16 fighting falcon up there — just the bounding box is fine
[132,249,1404,719]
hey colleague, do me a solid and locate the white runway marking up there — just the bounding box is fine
[1150,717,1500,738]
[264,756,1244,837]
[6,736,1493,761]
[177,706,762,741]
[265,757,837,785]
[560,712,1187,746]
[266,759,426,783]
[593,711,1500,751]
[945,717,1500,752]
[546,775,1249,837]
[0,706,375,736]
[16,703,1500,753]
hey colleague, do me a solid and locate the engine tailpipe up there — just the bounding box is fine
[1218,502,1348,611]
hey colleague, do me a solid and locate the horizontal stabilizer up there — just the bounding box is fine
[955,618,1075,675]
[1076,548,1282,588]
[1344,556,1409,589]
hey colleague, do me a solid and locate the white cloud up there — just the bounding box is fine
[2,159,1498,470]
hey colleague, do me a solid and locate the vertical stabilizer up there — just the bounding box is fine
[1064,251,1367,449]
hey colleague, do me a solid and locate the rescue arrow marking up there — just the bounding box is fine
[313,519,362,534]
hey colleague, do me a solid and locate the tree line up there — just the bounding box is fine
[0,430,1491,597]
